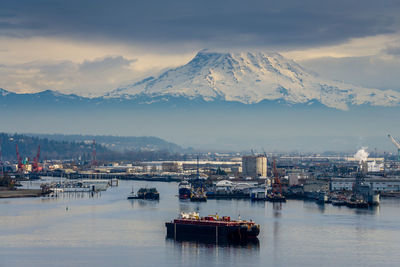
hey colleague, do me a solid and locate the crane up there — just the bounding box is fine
[262,147,267,157]
[272,159,282,195]
[388,134,400,161]
[32,145,41,173]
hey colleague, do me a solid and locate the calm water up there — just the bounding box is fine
[1,179,400,267]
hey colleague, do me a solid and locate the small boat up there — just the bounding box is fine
[166,212,260,243]
[127,187,138,199]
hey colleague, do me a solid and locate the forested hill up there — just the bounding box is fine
[0,133,187,162]
[27,134,185,152]
[0,133,107,161]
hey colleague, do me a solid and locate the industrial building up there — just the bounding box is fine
[242,155,267,178]
[161,162,183,172]
[330,177,400,192]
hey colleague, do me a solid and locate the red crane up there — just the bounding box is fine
[32,145,41,173]
[272,159,283,195]
[16,144,24,172]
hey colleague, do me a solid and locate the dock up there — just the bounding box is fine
[0,189,44,198]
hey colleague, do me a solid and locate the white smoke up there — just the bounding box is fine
[354,147,369,163]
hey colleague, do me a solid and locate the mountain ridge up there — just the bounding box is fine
[1,51,400,111]
[107,51,400,110]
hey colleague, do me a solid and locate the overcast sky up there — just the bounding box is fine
[1,0,400,95]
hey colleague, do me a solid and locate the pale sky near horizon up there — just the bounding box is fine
[1,0,400,96]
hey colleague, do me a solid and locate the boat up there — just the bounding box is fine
[346,198,369,209]
[166,212,260,243]
[190,189,207,202]
[128,187,160,200]
[178,181,192,199]
[331,198,347,206]
[127,187,138,199]
[250,188,267,201]
[316,192,328,205]
[266,193,286,202]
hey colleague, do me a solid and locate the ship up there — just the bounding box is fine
[127,187,159,200]
[166,212,260,243]
[178,181,192,199]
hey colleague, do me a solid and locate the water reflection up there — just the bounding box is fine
[316,202,326,213]
[272,202,282,218]
[166,236,260,249]
[128,199,159,208]
[353,205,379,215]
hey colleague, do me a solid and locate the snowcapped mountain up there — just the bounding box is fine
[107,51,400,110]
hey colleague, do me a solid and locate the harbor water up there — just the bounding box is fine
[1,179,400,266]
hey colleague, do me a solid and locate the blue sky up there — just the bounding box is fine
[0,0,400,95]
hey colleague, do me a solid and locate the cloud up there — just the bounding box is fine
[1,1,400,95]
[1,0,400,50]
[384,43,400,56]
[0,56,139,96]
[300,55,400,91]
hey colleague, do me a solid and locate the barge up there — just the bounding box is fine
[128,187,159,200]
[166,212,260,243]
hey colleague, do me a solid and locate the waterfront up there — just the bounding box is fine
[1,179,400,266]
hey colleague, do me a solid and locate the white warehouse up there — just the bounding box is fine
[330,177,400,192]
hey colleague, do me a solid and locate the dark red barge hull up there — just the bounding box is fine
[166,220,260,243]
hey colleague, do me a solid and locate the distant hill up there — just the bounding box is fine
[0,133,108,161]
[0,133,188,162]
[26,134,186,153]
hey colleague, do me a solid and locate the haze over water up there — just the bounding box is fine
[1,179,400,266]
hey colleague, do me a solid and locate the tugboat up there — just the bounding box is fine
[346,198,369,209]
[127,187,138,199]
[128,187,160,200]
[178,181,192,199]
[266,193,286,202]
[190,188,207,202]
[331,195,347,206]
[166,212,260,243]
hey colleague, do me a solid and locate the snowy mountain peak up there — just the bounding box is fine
[107,51,400,110]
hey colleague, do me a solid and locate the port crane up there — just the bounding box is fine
[32,145,41,173]
[272,159,283,195]
[388,134,400,161]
